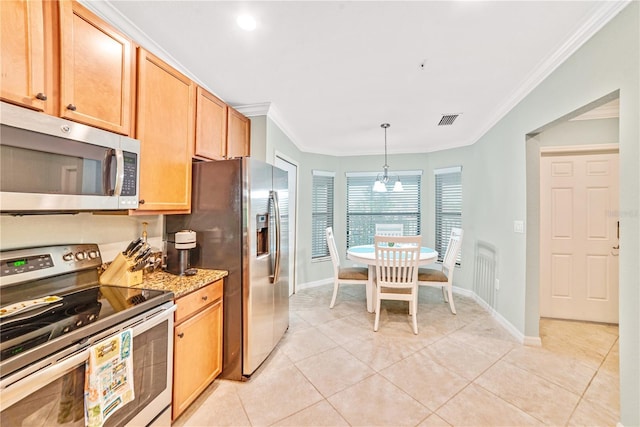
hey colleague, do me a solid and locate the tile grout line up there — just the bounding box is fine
[428,345,520,425]
[564,334,621,424]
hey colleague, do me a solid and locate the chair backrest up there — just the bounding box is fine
[375,223,404,237]
[442,228,464,272]
[325,227,340,274]
[374,235,421,288]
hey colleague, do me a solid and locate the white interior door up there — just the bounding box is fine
[540,150,619,323]
[275,155,297,296]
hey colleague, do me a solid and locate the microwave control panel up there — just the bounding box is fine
[121,152,138,197]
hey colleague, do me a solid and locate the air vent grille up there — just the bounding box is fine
[438,114,459,126]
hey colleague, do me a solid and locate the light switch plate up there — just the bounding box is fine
[514,220,525,233]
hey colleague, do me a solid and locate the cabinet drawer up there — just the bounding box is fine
[175,279,223,324]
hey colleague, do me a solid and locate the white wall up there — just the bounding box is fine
[464,4,638,423]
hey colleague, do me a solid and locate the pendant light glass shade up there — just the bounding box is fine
[373,180,387,192]
[373,123,403,192]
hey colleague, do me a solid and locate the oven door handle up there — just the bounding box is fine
[0,349,89,410]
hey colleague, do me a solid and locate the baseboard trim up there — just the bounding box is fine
[453,286,537,345]
[296,278,332,291]
[523,336,543,347]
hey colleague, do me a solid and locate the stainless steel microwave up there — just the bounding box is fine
[0,102,140,213]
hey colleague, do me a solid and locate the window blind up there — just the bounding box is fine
[346,171,422,249]
[434,167,462,264]
[311,171,335,259]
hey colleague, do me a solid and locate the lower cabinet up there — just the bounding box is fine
[172,279,223,420]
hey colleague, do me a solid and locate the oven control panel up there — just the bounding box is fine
[2,253,54,277]
[0,244,102,287]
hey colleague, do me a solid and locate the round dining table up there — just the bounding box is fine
[346,244,438,312]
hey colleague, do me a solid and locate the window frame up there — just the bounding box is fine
[345,170,423,249]
[434,166,462,264]
[311,170,335,260]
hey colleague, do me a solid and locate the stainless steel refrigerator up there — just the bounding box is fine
[165,158,289,380]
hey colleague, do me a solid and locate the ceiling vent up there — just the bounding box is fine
[438,114,459,126]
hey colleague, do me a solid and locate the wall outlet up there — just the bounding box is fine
[513,220,525,233]
[495,278,500,291]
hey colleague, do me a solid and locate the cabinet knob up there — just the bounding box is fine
[36,93,47,101]
[139,199,145,205]
[178,332,184,338]
[202,296,208,301]
[66,104,77,111]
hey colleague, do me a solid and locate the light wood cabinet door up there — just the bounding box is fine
[135,48,194,213]
[0,0,47,111]
[226,106,250,158]
[173,298,223,420]
[59,1,134,135]
[195,87,228,160]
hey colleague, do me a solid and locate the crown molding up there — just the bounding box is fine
[234,103,304,153]
[77,0,220,98]
[464,0,631,149]
[80,0,628,158]
[234,103,272,117]
[78,1,183,72]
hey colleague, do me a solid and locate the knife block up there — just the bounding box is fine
[99,253,143,286]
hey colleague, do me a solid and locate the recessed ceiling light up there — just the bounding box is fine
[237,15,257,31]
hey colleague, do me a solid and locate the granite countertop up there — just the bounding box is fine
[132,268,228,299]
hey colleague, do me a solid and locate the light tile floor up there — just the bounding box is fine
[173,283,620,426]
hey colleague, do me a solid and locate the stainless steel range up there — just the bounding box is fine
[0,244,175,426]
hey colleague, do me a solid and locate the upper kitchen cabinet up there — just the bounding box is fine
[1,0,49,111]
[0,0,135,134]
[59,1,135,135]
[194,87,227,160]
[227,106,251,159]
[135,48,194,214]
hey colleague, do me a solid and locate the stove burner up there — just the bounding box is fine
[0,322,52,341]
[64,302,98,316]
[0,298,102,363]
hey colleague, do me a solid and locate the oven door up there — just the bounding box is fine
[0,303,175,427]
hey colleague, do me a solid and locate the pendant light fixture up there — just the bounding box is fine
[373,123,404,192]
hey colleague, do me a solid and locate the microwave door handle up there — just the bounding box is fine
[0,349,89,410]
[269,190,281,284]
[103,148,117,196]
[113,149,124,196]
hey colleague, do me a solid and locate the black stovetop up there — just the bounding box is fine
[0,244,173,379]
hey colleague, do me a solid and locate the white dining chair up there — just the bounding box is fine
[375,223,404,236]
[417,228,463,314]
[326,227,369,308]
[373,235,421,334]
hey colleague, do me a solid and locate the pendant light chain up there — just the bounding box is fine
[382,123,389,173]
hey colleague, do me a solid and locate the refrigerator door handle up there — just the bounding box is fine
[269,190,281,284]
